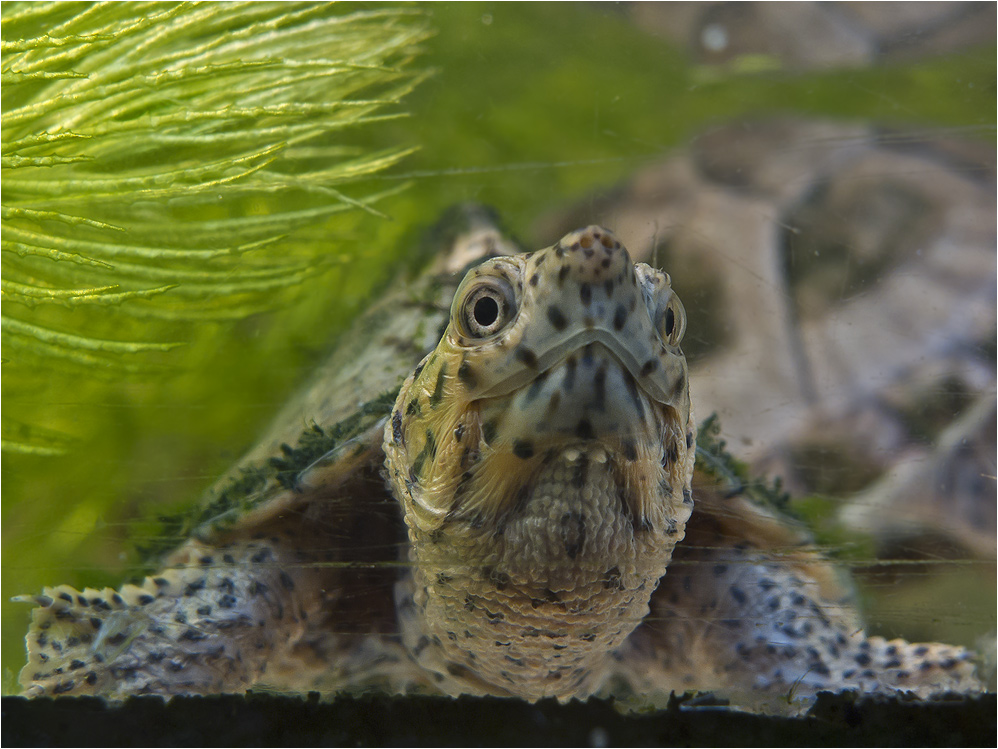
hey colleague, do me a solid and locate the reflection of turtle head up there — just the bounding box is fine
[385,226,696,699]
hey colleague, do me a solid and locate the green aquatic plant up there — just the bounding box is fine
[1,1,430,454]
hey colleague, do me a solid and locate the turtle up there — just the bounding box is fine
[18,205,982,709]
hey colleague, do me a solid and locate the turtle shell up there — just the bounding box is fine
[18,203,982,707]
[172,204,525,547]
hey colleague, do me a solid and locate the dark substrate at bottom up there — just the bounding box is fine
[3,690,995,747]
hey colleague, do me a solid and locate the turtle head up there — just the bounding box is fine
[387,225,694,534]
[384,226,696,696]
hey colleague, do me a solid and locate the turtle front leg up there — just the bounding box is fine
[18,538,316,698]
[621,549,981,703]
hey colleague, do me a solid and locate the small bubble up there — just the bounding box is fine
[701,23,728,52]
[481,13,492,26]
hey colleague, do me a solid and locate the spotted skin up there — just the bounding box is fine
[618,489,978,703]
[384,226,696,700]
[19,217,982,706]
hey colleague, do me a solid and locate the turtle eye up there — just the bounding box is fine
[658,294,686,347]
[458,278,516,339]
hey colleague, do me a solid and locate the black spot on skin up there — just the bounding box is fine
[391,408,403,446]
[512,439,534,459]
[515,346,538,368]
[484,608,504,623]
[411,428,438,479]
[489,569,511,591]
[183,579,206,596]
[580,283,592,306]
[686,431,694,450]
[560,511,586,559]
[524,369,549,403]
[85,671,97,686]
[613,304,628,331]
[222,554,235,565]
[138,595,155,606]
[412,360,426,379]
[406,398,421,417]
[279,572,296,591]
[563,356,577,391]
[58,593,73,603]
[575,419,595,440]
[621,439,637,461]
[218,594,237,609]
[52,681,76,695]
[199,556,214,566]
[547,306,568,331]
[430,364,447,407]
[76,595,87,606]
[622,370,644,419]
[454,423,465,442]
[196,605,212,616]
[593,367,606,410]
[250,549,272,564]
[458,359,477,388]
[179,628,206,642]
[529,273,539,286]
[670,372,687,401]
[730,586,747,605]
[69,659,85,671]
[89,618,101,630]
[558,265,570,283]
[603,566,622,590]
[482,420,498,445]
[640,359,658,377]
[683,488,693,506]
[855,652,872,667]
